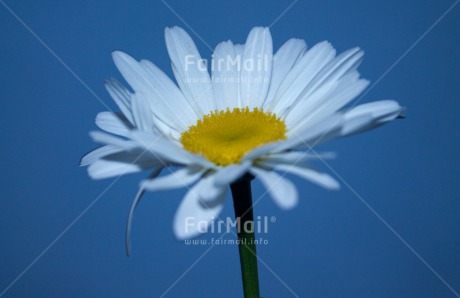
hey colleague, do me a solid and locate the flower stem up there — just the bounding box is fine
[230,174,260,298]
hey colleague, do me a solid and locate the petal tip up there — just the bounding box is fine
[111,50,125,60]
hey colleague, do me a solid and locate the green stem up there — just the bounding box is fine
[230,174,260,298]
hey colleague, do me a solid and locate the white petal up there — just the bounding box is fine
[140,59,199,126]
[268,41,336,114]
[171,63,203,115]
[89,131,136,150]
[211,40,240,110]
[340,100,403,136]
[286,72,369,132]
[292,47,363,109]
[140,167,203,191]
[242,142,281,162]
[260,151,336,167]
[263,38,307,109]
[239,27,273,108]
[86,144,163,179]
[284,78,339,129]
[198,174,226,202]
[104,79,134,124]
[213,162,251,187]
[130,92,157,133]
[165,26,215,115]
[271,164,340,190]
[128,130,212,167]
[112,51,196,131]
[274,114,345,152]
[274,47,363,121]
[173,179,226,239]
[283,100,403,151]
[80,145,124,166]
[344,100,402,121]
[87,159,143,179]
[104,147,164,166]
[340,113,374,136]
[151,116,181,141]
[128,130,192,165]
[233,43,245,108]
[95,112,131,137]
[250,167,298,210]
[112,51,149,92]
[234,44,244,57]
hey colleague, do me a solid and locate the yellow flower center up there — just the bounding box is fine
[180,107,287,166]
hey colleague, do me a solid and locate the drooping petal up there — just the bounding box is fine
[173,179,226,239]
[165,26,215,115]
[250,167,298,210]
[239,27,273,109]
[263,38,307,108]
[126,166,163,256]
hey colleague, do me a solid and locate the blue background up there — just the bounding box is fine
[1,0,459,297]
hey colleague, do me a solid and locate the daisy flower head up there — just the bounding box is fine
[82,26,403,246]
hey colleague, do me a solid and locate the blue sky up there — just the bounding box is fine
[1,0,459,297]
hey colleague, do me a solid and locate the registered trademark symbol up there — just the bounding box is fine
[270,216,276,223]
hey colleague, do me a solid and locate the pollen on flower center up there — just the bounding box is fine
[180,107,287,166]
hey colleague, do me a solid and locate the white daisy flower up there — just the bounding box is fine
[81,26,403,246]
